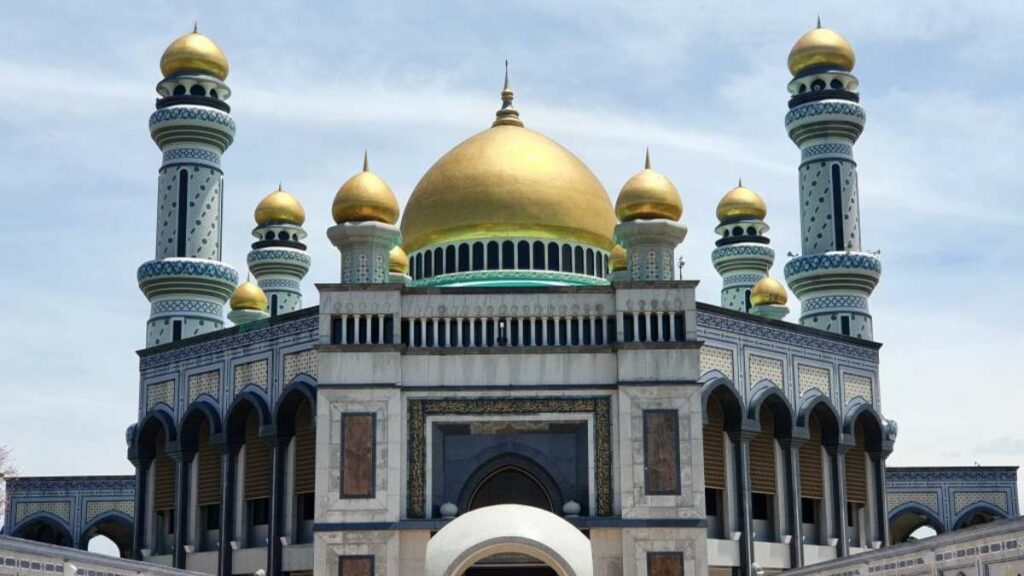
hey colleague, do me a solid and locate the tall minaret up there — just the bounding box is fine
[614,150,687,281]
[711,181,773,312]
[783,23,881,339]
[327,153,402,283]
[137,28,238,347]
[248,185,311,315]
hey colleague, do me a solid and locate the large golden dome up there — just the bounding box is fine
[716,182,767,222]
[615,151,682,222]
[751,276,788,307]
[788,24,855,76]
[230,280,268,311]
[255,185,305,226]
[400,114,616,254]
[160,29,229,80]
[332,154,400,225]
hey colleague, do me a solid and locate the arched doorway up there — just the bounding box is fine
[425,504,593,576]
[468,467,552,512]
[12,516,72,547]
[954,503,1007,530]
[80,513,133,557]
[889,505,945,544]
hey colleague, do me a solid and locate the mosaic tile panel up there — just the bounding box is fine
[748,354,784,387]
[85,500,134,521]
[234,359,268,392]
[146,380,175,410]
[887,491,939,513]
[954,491,1009,513]
[15,501,71,523]
[699,345,734,379]
[798,364,832,397]
[283,349,317,383]
[843,373,874,404]
[188,370,220,403]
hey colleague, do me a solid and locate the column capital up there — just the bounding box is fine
[727,428,759,444]
[778,436,806,450]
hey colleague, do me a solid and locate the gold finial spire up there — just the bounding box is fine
[816,15,821,28]
[738,176,743,187]
[493,59,523,127]
[362,150,369,172]
[193,21,199,33]
[644,148,651,170]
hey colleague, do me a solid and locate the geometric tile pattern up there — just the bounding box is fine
[188,370,220,403]
[843,373,873,405]
[85,500,134,521]
[748,354,783,388]
[234,359,268,393]
[887,491,939,513]
[146,380,175,410]
[798,364,831,397]
[954,491,1009,513]
[699,345,734,380]
[15,501,71,523]
[283,349,317,384]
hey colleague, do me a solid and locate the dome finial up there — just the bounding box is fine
[738,176,743,187]
[493,59,523,127]
[816,15,822,29]
[363,150,369,172]
[644,147,651,170]
[193,21,199,33]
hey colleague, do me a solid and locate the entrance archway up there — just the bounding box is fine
[889,505,945,544]
[80,513,133,557]
[12,516,72,547]
[425,504,592,576]
[468,467,553,512]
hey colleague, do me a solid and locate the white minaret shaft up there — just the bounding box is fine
[137,31,238,347]
[783,25,881,340]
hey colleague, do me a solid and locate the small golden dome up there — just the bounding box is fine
[788,24,855,76]
[230,280,268,311]
[609,244,627,272]
[751,277,788,307]
[255,186,305,226]
[717,182,767,222]
[332,153,400,225]
[615,150,683,222]
[389,246,410,274]
[160,29,229,80]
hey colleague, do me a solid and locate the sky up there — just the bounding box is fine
[1,0,1022,523]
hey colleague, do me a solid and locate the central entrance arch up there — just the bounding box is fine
[425,504,593,576]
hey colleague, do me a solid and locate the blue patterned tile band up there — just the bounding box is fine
[722,273,765,287]
[162,147,221,166]
[409,269,609,288]
[711,244,775,259]
[150,299,224,320]
[784,252,882,276]
[696,310,878,361]
[248,249,313,265]
[801,143,853,160]
[785,101,865,125]
[150,106,236,130]
[258,278,302,292]
[802,295,869,312]
[137,259,239,284]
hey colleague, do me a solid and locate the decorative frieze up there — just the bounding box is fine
[798,364,831,397]
[843,373,873,405]
[188,370,220,403]
[954,491,1009,514]
[84,500,134,522]
[748,354,783,388]
[234,359,268,392]
[283,349,317,383]
[15,501,71,524]
[146,380,175,410]
[699,345,735,380]
[887,491,940,513]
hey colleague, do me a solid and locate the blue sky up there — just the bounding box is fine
[1,0,1022,503]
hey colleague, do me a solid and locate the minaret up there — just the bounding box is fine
[614,150,687,281]
[248,185,311,316]
[783,23,881,339]
[227,279,271,325]
[137,28,238,347]
[327,153,402,283]
[711,181,774,311]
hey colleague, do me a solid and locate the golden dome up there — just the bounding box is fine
[255,185,305,226]
[332,153,400,225]
[788,24,855,76]
[389,246,410,274]
[609,244,627,272]
[717,182,767,222]
[751,276,788,307]
[160,29,229,80]
[400,122,616,254]
[615,150,682,222]
[229,280,268,311]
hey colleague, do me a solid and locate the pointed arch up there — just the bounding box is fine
[79,511,134,557]
[136,408,177,461]
[842,400,885,452]
[274,377,316,437]
[952,501,1008,530]
[700,376,744,430]
[226,389,272,444]
[11,512,74,547]
[747,383,795,438]
[888,503,945,544]
[796,390,840,445]
[179,399,223,454]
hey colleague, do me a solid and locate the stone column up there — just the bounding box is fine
[729,430,756,576]
[780,438,804,568]
[217,444,239,576]
[130,457,150,560]
[870,450,891,546]
[170,450,192,569]
[827,444,850,557]
[267,435,287,576]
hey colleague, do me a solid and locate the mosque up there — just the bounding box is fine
[2,21,1020,576]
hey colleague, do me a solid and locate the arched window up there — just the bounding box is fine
[209,88,219,99]
[517,241,530,270]
[457,243,468,273]
[413,254,422,279]
[561,244,572,272]
[434,247,444,275]
[472,242,484,271]
[501,241,514,269]
[547,242,559,271]
[424,250,434,278]
[189,84,206,96]
[746,226,757,236]
[271,295,278,317]
[487,241,499,270]
[173,85,187,96]
[573,247,584,274]
[732,226,744,237]
[830,79,844,90]
[811,79,826,91]
[532,241,545,270]
[585,248,595,276]
[445,245,456,274]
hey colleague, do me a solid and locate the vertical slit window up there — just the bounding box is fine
[271,294,278,317]
[548,243,559,271]
[841,316,851,336]
[172,320,182,342]
[176,169,188,257]
[574,247,585,273]
[358,316,368,344]
[458,244,469,272]
[400,319,409,345]
[502,241,514,269]
[831,163,845,250]
[638,315,648,342]
[623,314,634,342]
[595,319,604,345]
[445,245,456,274]
[517,241,530,270]
[370,316,380,344]
[487,242,499,270]
[331,318,342,345]
[472,242,484,271]
[586,248,595,276]
[424,251,433,278]
[383,316,394,344]
[434,247,444,274]
[561,244,572,272]
[532,241,545,270]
